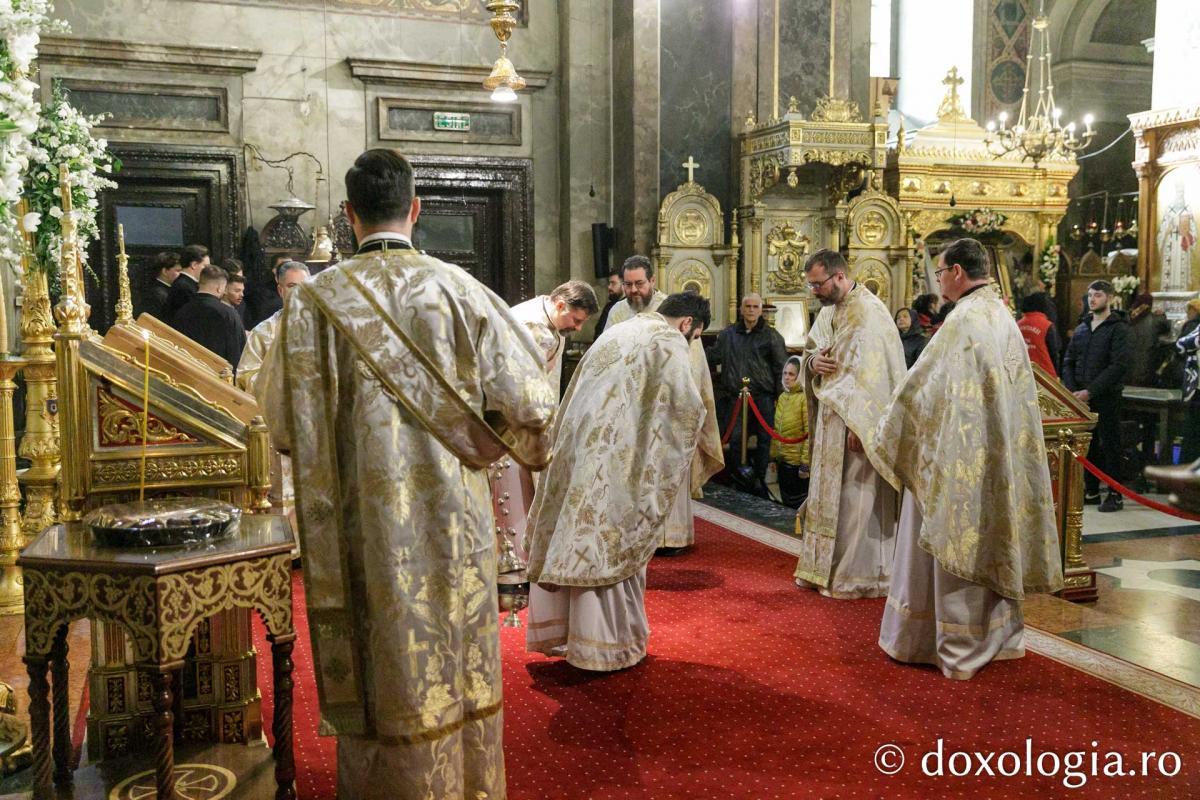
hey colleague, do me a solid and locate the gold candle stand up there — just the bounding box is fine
[0,355,30,615]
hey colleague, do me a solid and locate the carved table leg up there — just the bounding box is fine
[149,668,177,799]
[23,654,52,798]
[50,624,72,785]
[269,635,297,800]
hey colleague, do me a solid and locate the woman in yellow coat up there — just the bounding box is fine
[771,355,810,507]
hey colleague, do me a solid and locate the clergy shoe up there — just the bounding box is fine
[1098,493,1124,512]
[655,546,688,557]
[1083,491,1102,505]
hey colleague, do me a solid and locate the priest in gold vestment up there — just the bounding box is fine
[491,280,598,560]
[793,249,906,598]
[258,150,556,799]
[525,293,720,670]
[606,255,723,549]
[867,238,1063,680]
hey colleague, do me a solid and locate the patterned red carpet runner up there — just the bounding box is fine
[255,519,1200,799]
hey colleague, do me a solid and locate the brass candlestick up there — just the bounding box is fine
[0,355,30,615]
[114,223,133,326]
[16,200,60,541]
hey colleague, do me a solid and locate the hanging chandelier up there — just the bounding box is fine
[983,0,1094,166]
[483,1,525,103]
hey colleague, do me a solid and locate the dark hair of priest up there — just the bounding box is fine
[153,251,179,271]
[941,237,991,280]
[550,279,600,314]
[804,248,848,274]
[345,148,416,226]
[620,253,653,279]
[659,291,711,334]
[180,243,209,268]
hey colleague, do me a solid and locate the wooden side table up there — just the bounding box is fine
[18,514,296,800]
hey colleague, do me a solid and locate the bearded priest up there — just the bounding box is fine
[605,255,723,551]
[866,238,1063,680]
[793,249,907,599]
[525,292,721,670]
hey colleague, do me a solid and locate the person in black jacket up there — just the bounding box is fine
[172,264,247,372]
[135,251,180,319]
[708,293,789,492]
[161,244,210,325]
[1062,279,1131,512]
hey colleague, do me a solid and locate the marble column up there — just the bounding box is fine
[612,0,661,259]
[559,0,612,283]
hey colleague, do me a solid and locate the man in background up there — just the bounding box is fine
[1062,280,1130,512]
[136,251,180,319]
[222,271,248,329]
[161,244,210,324]
[593,267,624,337]
[172,264,247,371]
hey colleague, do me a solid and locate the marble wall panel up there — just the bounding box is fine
[660,0,733,219]
[779,0,833,118]
[54,0,565,287]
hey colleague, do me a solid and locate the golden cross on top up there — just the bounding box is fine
[943,66,963,95]
[682,156,699,184]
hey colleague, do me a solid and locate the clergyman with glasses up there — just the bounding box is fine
[792,249,906,599]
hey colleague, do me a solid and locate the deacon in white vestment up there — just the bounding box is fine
[525,292,720,670]
[258,149,557,799]
[866,238,1063,680]
[793,250,906,599]
[491,281,598,560]
[606,255,723,550]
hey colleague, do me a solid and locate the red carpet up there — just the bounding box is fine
[254,519,1200,799]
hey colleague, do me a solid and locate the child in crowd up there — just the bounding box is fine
[772,355,809,508]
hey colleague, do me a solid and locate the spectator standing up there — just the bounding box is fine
[893,307,926,369]
[1018,292,1060,377]
[771,355,809,507]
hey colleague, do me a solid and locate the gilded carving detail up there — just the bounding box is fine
[765,222,812,295]
[810,96,863,123]
[672,209,708,246]
[97,386,200,447]
[22,555,292,665]
[856,211,888,246]
[92,455,243,487]
[1037,391,1074,420]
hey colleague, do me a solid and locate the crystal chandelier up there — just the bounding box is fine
[483,1,525,103]
[983,0,1094,166]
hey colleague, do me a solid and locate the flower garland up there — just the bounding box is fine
[23,82,118,285]
[0,0,59,270]
[947,207,1008,235]
[1039,239,1061,297]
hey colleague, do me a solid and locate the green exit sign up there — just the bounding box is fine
[433,112,471,132]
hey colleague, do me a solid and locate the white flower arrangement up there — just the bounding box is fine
[24,83,118,285]
[0,0,68,271]
[1039,240,1061,296]
[1112,274,1140,298]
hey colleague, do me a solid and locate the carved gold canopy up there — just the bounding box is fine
[886,68,1078,252]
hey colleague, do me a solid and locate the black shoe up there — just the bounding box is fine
[1084,492,1102,506]
[655,546,688,556]
[1098,493,1124,513]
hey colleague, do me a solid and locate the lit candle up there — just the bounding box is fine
[139,328,151,502]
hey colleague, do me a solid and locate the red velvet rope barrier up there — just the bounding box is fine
[745,394,809,445]
[1075,455,1200,522]
[720,396,743,445]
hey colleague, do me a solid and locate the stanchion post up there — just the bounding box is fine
[1057,429,1098,603]
[739,377,750,467]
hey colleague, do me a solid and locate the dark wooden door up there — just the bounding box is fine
[413,192,502,291]
[91,145,244,332]
[410,157,533,305]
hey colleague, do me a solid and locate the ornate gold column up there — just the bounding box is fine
[0,355,29,615]
[1057,429,1097,602]
[17,267,60,538]
[52,166,92,522]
